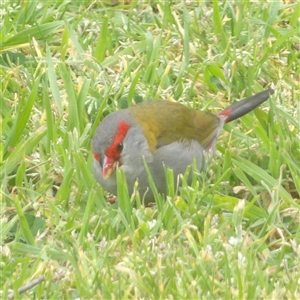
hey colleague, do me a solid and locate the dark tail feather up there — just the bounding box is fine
[218,89,274,123]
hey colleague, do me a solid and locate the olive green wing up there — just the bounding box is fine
[130,101,221,152]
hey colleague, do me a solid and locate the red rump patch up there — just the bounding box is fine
[105,120,130,159]
[218,108,232,120]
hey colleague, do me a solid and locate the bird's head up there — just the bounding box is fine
[92,110,152,180]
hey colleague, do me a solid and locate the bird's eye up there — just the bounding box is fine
[116,142,123,153]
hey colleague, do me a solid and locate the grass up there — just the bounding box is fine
[1,0,300,298]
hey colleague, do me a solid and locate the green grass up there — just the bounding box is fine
[1,0,300,298]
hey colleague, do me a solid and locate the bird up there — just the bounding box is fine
[92,89,274,205]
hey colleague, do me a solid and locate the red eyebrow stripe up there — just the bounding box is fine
[93,152,100,161]
[105,120,130,159]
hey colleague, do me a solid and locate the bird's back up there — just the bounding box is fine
[127,101,221,151]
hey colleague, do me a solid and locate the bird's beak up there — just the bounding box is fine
[102,155,118,179]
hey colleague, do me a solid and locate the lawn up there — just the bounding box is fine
[1,0,299,299]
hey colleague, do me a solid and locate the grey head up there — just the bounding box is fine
[92,109,153,196]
